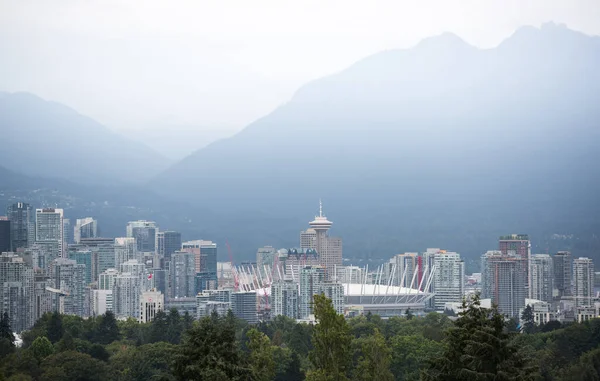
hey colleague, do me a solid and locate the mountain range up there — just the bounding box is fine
[0,92,170,184]
[1,23,599,265]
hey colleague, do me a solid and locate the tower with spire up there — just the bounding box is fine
[300,200,342,280]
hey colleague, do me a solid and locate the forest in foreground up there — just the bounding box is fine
[1,295,600,381]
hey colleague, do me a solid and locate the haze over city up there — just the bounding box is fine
[2,0,600,158]
[1,1,600,380]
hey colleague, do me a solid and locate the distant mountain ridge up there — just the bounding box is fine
[0,92,171,185]
[152,23,600,261]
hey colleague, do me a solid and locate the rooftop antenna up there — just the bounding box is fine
[319,199,323,217]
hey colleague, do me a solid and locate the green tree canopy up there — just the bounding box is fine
[352,328,393,381]
[171,314,249,381]
[423,294,535,381]
[307,294,352,381]
[247,328,275,381]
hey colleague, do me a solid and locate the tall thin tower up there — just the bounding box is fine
[306,201,341,279]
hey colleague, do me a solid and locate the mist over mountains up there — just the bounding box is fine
[1,23,599,264]
[153,23,600,260]
[0,92,170,184]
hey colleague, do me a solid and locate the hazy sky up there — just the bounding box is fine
[1,0,599,157]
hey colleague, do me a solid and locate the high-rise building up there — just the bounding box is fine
[389,253,419,288]
[573,257,594,307]
[156,231,181,264]
[91,289,113,316]
[272,279,300,319]
[170,251,195,298]
[481,250,527,317]
[0,253,34,332]
[256,246,277,278]
[113,272,142,319]
[67,249,94,285]
[319,281,344,315]
[33,274,52,322]
[301,201,342,280]
[115,237,139,269]
[139,290,164,323]
[299,265,326,319]
[77,238,116,282]
[99,268,120,290]
[74,218,98,244]
[152,268,168,296]
[335,266,364,284]
[7,202,33,251]
[278,248,320,281]
[553,251,572,299]
[63,219,72,246]
[232,291,257,324]
[49,258,86,317]
[35,208,64,262]
[0,218,10,253]
[182,240,218,292]
[126,220,158,253]
[432,251,465,310]
[499,234,530,287]
[31,241,60,271]
[529,254,554,302]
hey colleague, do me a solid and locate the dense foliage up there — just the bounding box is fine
[1,298,600,380]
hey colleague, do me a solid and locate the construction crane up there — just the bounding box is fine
[226,241,239,291]
[45,286,70,314]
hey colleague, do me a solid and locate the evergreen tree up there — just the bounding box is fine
[166,308,182,344]
[521,305,535,334]
[172,315,249,381]
[405,308,414,320]
[0,312,15,344]
[307,294,352,381]
[94,311,121,345]
[423,294,535,381]
[46,312,63,344]
[352,328,393,381]
[247,328,275,381]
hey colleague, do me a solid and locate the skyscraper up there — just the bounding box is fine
[67,249,94,285]
[99,268,120,290]
[0,218,10,253]
[156,231,181,264]
[115,237,139,269]
[126,220,158,253]
[182,240,218,292]
[319,281,344,315]
[256,246,277,278]
[299,265,326,319]
[529,254,554,302]
[232,291,257,324]
[573,257,594,307]
[301,201,342,280]
[35,208,64,261]
[481,250,527,317]
[62,218,72,246]
[113,272,142,319]
[553,251,572,299]
[170,251,195,298]
[49,258,86,317]
[74,218,98,243]
[0,252,34,332]
[271,279,300,319]
[499,234,530,287]
[6,202,33,251]
[432,251,465,310]
[78,238,116,282]
[389,253,419,288]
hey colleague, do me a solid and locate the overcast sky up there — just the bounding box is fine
[1,0,599,157]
